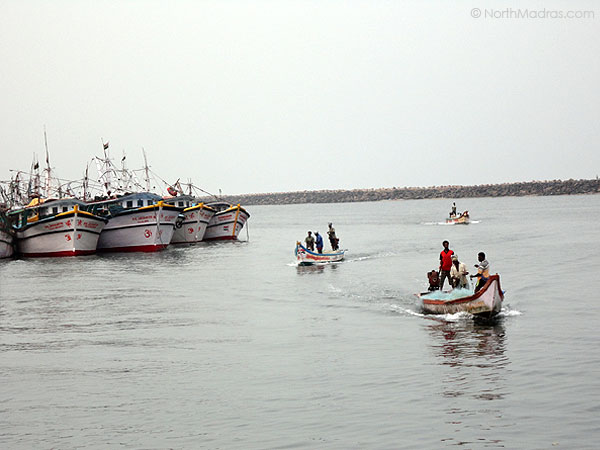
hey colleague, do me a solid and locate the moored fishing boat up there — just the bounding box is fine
[87,192,182,253]
[0,208,15,258]
[446,211,470,224]
[164,195,216,244]
[295,242,345,265]
[418,274,504,318]
[203,202,250,241]
[9,198,107,257]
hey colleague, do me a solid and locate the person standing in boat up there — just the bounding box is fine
[471,252,490,293]
[450,254,469,289]
[315,231,324,254]
[305,231,315,251]
[327,222,339,251]
[439,240,454,290]
[450,202,457,218]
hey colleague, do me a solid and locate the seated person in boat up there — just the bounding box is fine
[470,252,490,293]
[439,240,454,290]
[327,222,339,251]
[305,231,315,251]
[450,255,469,289]
[315,231,324,254]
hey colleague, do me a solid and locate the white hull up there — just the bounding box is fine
[204,205,250,241]
[171,205,215,244]
[97,203,180,252]
[0,229,14,258]
[295,243,345,265]
[16,210,106,257]
[420,275,504,317]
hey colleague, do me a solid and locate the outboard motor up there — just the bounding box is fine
[427,270,440,291]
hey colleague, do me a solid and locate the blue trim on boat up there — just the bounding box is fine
[296,242,345,257]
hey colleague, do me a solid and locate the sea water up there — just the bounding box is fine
[1,194,599,449]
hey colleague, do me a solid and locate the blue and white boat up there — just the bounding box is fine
[295,242,345,265]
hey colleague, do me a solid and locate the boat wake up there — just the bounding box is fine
[289,250,397,267]
[422,220,480,226]
[388,304,521,322]
[345,250,396,263]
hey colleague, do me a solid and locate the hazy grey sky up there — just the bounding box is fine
[1,1,598,195]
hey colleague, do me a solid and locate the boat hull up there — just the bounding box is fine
[171,205,215,244]
[446,211,470,224]
[203,205,250,241]
[16,210,107,257]
[420,275,504,317]
[0,228,14,258]
[97,203,180,253]
[295,242,345,265]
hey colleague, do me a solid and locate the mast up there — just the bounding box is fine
[95,139,115,197]
[142,148,150,192]
[83,163,89,201]
[43,127,52,198]
[120,150,128,191]
[28,154,41,199]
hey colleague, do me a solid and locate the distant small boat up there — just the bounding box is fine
[295,242,345,265]
[418,274,504,318]
[203,202,250,241]
[446,211,470,224]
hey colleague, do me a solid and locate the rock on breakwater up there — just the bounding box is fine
[204,178,600,206]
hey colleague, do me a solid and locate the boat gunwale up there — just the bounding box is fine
[295,242,345,257]
[420,274,502,306]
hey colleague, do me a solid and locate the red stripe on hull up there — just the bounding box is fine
[97,244,169,253]
[21,249,96,258]
[203,235,238,241]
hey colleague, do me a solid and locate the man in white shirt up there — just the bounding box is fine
[450,254,469,289]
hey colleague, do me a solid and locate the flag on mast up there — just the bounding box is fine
[103,142,109,150]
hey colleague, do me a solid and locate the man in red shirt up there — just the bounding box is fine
[439,240,454,290]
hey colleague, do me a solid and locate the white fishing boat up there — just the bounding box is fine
[10,198,107,257]
[164,195,216,244]
[203,202,250,241]
[87,192,182,253]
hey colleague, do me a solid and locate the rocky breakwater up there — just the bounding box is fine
[208,178,599,206]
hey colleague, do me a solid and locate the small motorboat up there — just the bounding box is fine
[295,242,345,265]
[446,211,470,224]
[418,274,504,318]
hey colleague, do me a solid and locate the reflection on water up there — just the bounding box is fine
[295,263,339,275]
[427,319,511,448]
[428,320,507,368]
